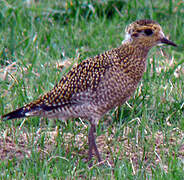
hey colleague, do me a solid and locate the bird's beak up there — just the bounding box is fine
[160,37,177,47]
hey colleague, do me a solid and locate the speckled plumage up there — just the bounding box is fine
[2,19,177,166]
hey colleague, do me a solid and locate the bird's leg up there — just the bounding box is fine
[88,123,101,167]
[88,126,93,167]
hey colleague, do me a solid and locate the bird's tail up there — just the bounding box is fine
[2,107,28,121]
[1,103,43,121]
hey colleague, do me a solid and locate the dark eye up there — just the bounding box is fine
[144,29,153,36]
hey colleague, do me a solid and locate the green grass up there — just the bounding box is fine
[0,0,184,179]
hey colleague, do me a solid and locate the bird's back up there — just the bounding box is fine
[22,43,148,122]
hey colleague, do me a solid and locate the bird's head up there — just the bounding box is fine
[123,19,177,49]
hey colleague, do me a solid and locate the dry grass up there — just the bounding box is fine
[1,119,183,175]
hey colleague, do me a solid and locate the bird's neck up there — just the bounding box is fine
[116,42,151,81]
[118,41,150,63]
[120,40,151,54]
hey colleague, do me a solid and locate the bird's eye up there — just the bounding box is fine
[144,29,153,36]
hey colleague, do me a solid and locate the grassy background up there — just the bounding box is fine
[0,0,184,179]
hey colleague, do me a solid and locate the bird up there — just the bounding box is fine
[2,19,177,167]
